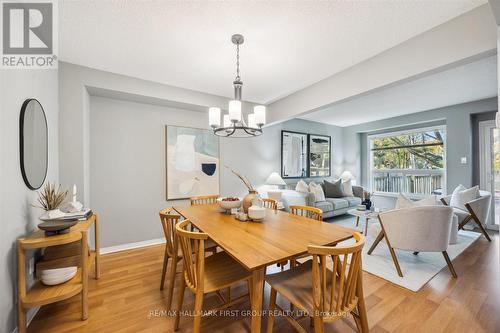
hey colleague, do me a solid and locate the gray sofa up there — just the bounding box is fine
[280,182,364,219]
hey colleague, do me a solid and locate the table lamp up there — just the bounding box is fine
[340,170,356,185]
[265,172,286,202]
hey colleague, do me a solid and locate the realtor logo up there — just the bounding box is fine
[1,1,58,68]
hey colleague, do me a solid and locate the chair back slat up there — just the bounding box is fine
[262,198,278,210]
[289,205,323,221]
[159,208,181,257]
[190,195,219,206]
[176,219,208,292]
[308,233,364,318]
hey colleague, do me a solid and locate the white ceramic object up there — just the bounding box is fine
[217,198,242,210]
[248,206,266,220]
[40,266,77,286]
[356,205,366,211]
[40,266,77,278]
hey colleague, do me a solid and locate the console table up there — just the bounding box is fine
[16,214,100,333]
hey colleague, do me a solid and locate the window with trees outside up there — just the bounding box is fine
[369,127,446,195]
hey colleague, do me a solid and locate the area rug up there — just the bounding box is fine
[330,216,481,292]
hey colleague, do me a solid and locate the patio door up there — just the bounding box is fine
[479,119,499,230]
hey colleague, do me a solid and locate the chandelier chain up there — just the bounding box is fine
[236,43,240,81]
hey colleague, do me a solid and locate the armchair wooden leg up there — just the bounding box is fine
[388,245,403,277]
[442,251,457,278]
[367,230,384,255]
[471,215,492,242]
[355,216,360,227]
[458,215,472,230]
[378,217,403,276]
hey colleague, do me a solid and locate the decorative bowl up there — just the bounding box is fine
[40,266,77,286]
[217,197,242,210]
[248,206,266,221]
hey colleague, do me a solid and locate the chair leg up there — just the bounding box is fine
[266,288,278,333]
[367,231,384,255]
[193,291,204,333]
[472,216,492,242]
[388,246,403,277]
[355,216,359,227]
[160,250,169,290]
[442,251,457,278]
[312,315,324,333]
[174,275,186,331]
[166,255,178,310]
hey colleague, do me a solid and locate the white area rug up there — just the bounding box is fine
[330,216,481,292]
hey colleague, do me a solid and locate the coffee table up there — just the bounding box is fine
[347,208,380,235]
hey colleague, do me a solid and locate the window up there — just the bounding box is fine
[369,127,446,195]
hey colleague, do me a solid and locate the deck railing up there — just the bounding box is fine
[372,169,444,195]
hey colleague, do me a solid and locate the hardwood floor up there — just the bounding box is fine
[29,232,499,333]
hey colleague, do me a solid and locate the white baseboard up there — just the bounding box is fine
[100,238,165,254]
[12,306,40,333]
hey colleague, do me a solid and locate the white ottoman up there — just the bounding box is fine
[449,214,458,244]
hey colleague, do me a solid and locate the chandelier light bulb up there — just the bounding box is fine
[247,113,257,128]
[209,107,221,128]
[254,105,266,126]
[228,100,242,122]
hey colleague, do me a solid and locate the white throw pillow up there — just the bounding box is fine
[395,193,439,209]
[342,179,354,197]
[309,182,326,202]
[295,180,309,193]
[449,185,480,210]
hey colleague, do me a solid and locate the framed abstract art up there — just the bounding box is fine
[166,125,220,200]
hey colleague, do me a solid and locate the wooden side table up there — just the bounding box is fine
[17,214,100,333]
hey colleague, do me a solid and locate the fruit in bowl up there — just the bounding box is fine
[218,197,242,210]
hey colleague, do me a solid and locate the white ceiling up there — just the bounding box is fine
[60,0,485,104]
[299,55,498,127]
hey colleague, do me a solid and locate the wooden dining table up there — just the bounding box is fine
[174,204,369,332]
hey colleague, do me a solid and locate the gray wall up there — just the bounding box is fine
[0,70,59,333]
[342,98,498,194]
[89,96,344,247]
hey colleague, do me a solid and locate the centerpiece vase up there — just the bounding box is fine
[243,190,259,213]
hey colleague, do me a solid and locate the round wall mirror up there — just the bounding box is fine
[20,99,48,190]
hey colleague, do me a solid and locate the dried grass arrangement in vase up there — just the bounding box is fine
[35,182,68,212]
[225,166,258,213]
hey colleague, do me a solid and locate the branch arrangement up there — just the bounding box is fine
[225,166,255,191]
[34,182,68,211]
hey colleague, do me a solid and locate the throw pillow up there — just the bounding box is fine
[449,185,480,210]
[323,179,344,198]
[309,182,326,202]
[395,193,439,209]
[295,180,309,193]
[342,179,354,197]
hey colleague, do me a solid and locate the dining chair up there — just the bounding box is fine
[289,205,323,221]
[262,198,278,210]
[266,232,365,333]
[286,205,323,269]
[158,208,218,310]
[190,195,219,206]
[174,219,252,333]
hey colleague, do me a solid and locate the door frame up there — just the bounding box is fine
[478,119,499,230]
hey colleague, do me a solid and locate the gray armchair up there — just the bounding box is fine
[441,190,492,241]
[369,206,457,278]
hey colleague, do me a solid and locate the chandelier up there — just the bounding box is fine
[209,34,266,137]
